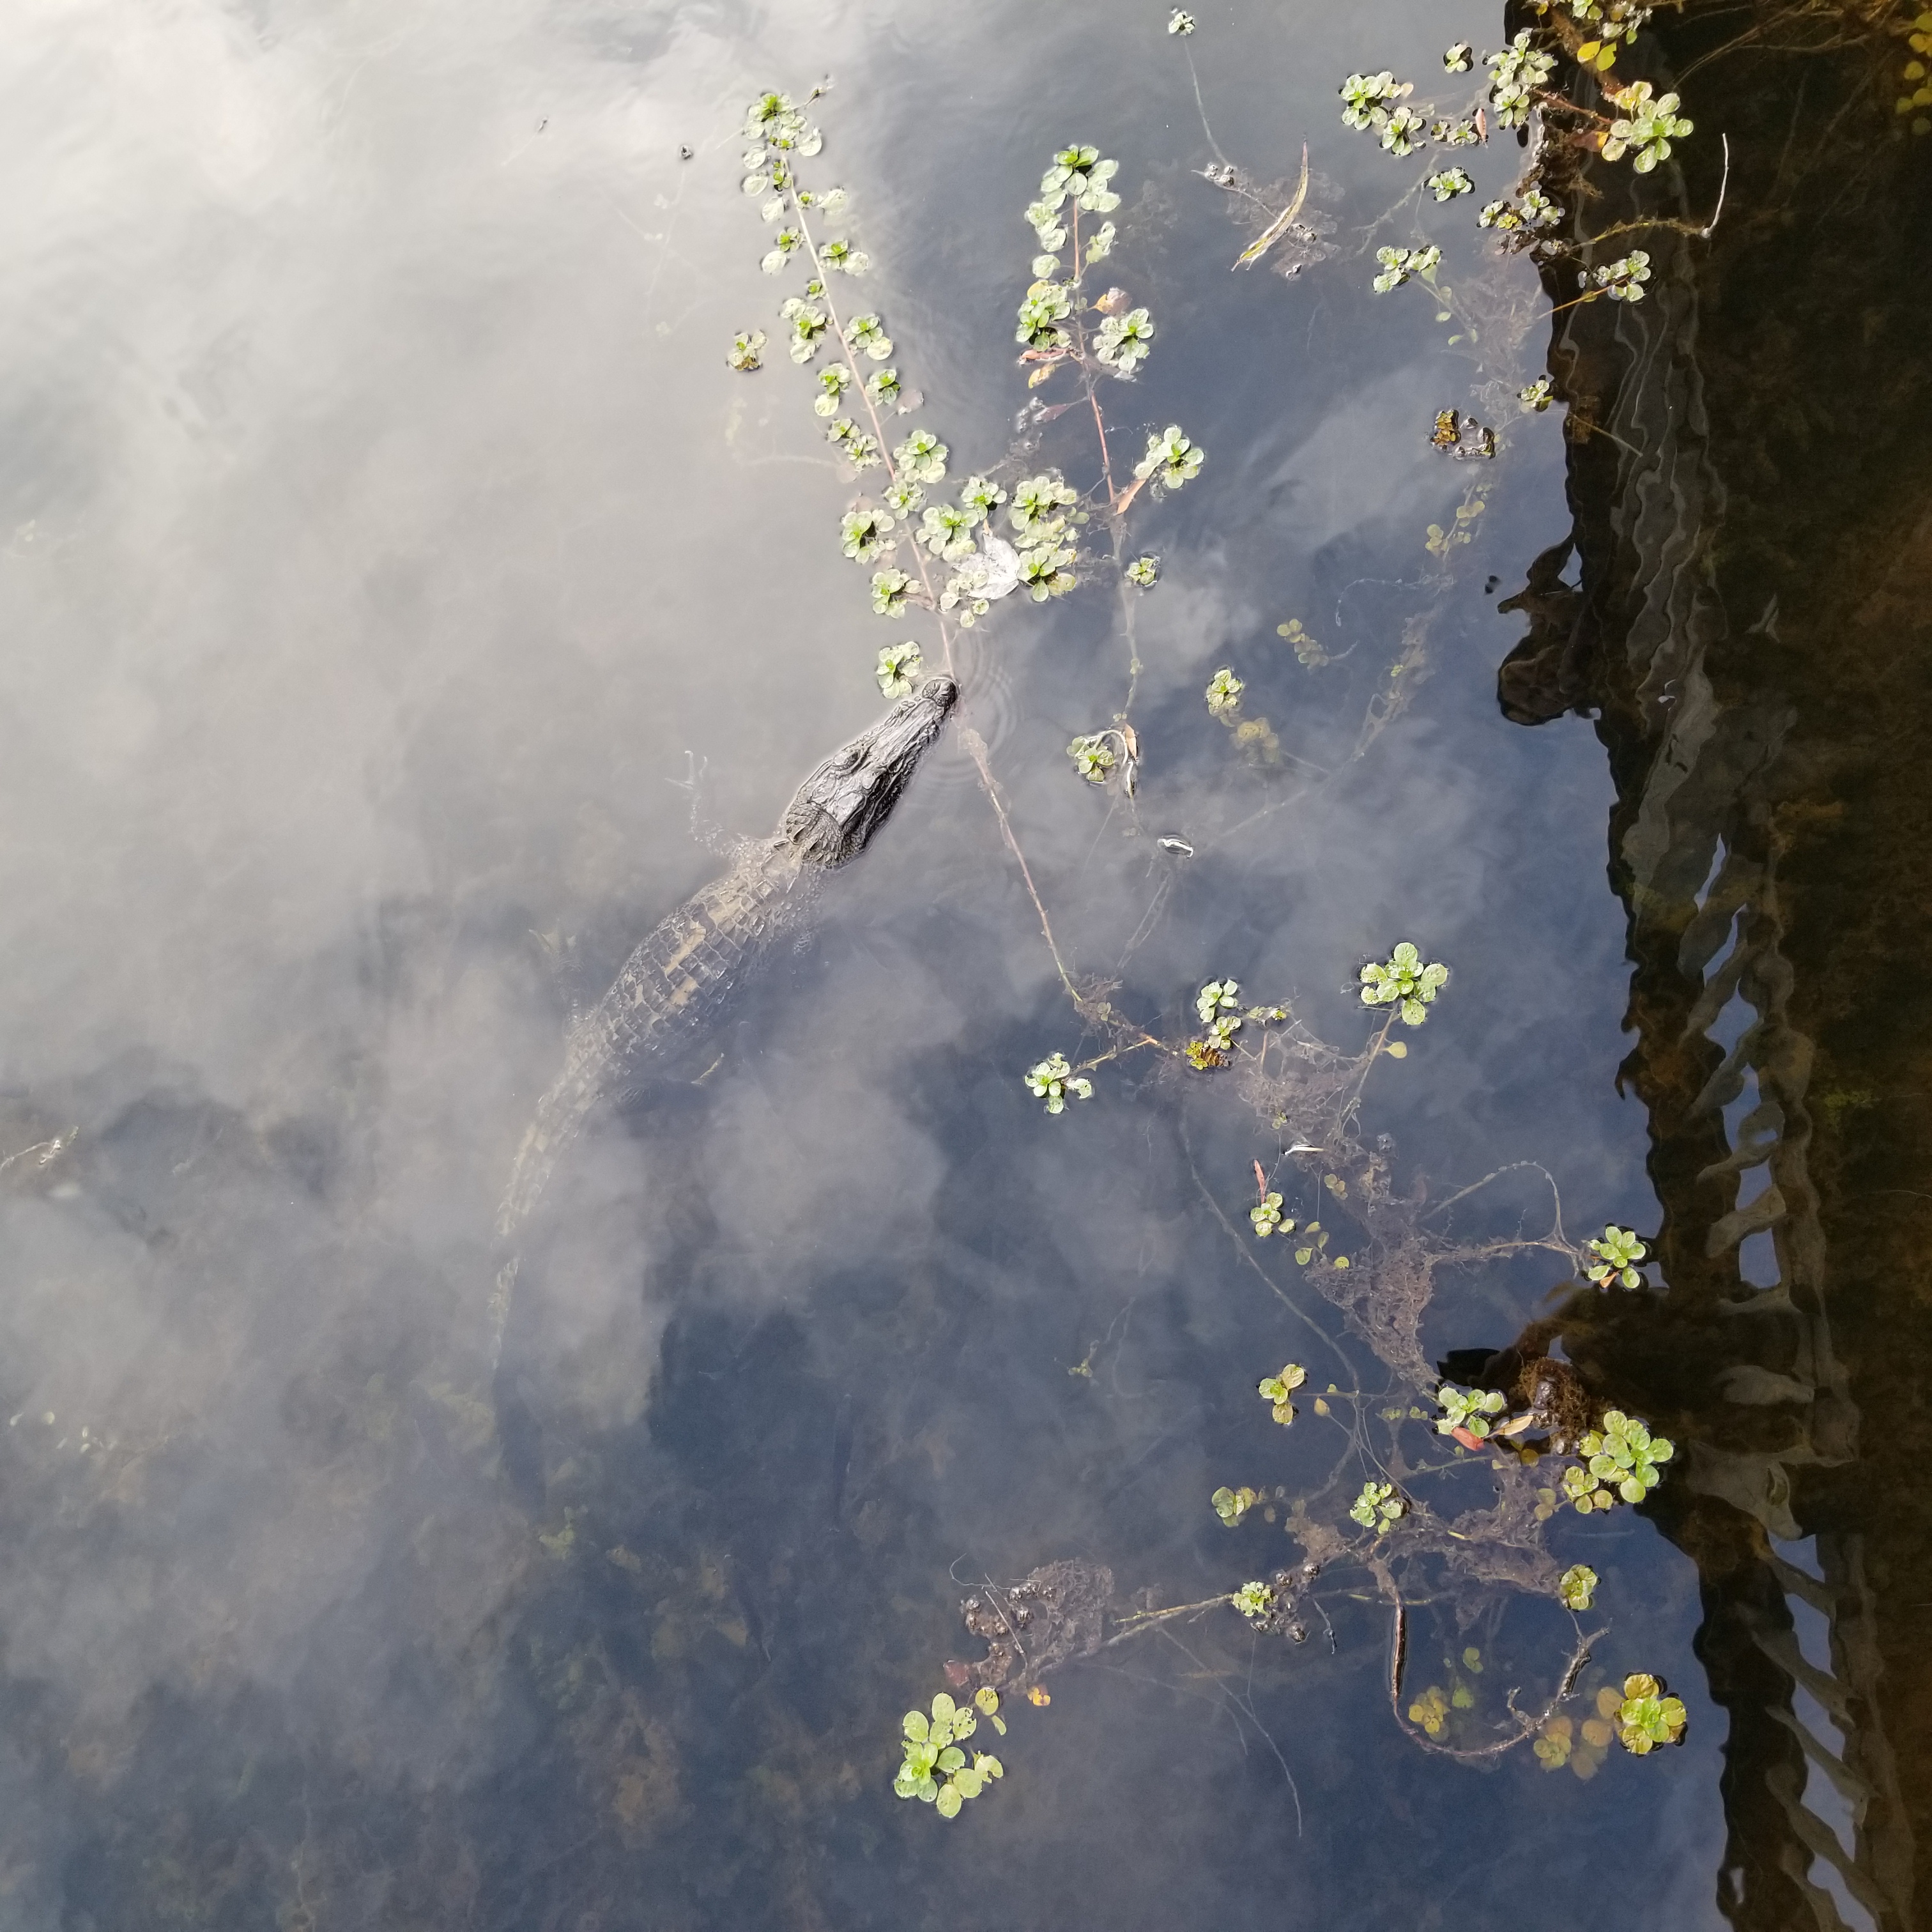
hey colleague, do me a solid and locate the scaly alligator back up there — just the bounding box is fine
[495,842,808,1239]
[488,677,956,1361]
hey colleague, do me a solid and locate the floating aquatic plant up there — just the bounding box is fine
[1558,1563,1598,1611]
[1580,1410,1673,1503]
[1590,250,1653,302]
[1204,668,1245,716]
[895,1692,1006,1816]
[1371,244,1441,293]
[1349,1480,1405,1533]
[1408,1683,1450,1736]
[1486,31,1556,128]
[1601,80,1691,173]
[1135,425,1206,492]
[1443,41,1473,72]
[840,505,897,563]
[1518,375,1555,411]
[1616,1673,1687,1753]
[1067,733,1116,782]
[1360,942,1448,1025]
[1436,1383,1506,1439]
[1257,1362,1306,1422]
[1024,1052,1092,1114]
[1233,1579,1275,1620]
[1124,554,1160,587]
[1094,306,1156,374]
[1425,166,1475,202]
[1586,1223,1648,1289]
[728,329,767,371]
[1276,617,1326,666]
[875,641,922,697]
[1250,1193,1290,1239]
[1212,1484,1259,1527]
[1168,8,1196,34]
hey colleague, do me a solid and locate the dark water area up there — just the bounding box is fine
[1,1,1927,1927]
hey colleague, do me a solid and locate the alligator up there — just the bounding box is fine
[490,675,958,1356]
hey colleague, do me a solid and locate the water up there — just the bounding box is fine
[1,2,1923,1926]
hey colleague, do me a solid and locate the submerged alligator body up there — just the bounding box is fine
[491,677,957,1349]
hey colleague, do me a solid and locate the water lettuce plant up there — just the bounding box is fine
[876,641,922,697]
[1435,1382,1506,1439]
[895,1692,1006,1816]
[1024,1052,1092,1114]
[1257,1363,1306,1423]
[1360,942,1448,1024]
[1579,1409,1673,1503]
[1250,1192,1291,1238]
[1616,1673,1687,1753]
[1559,1563,1598,1611]
[1212,1484,1259,1526]
[1233,1579,1274,1620]
[1586,1223,1648,1289]
[1349,1480,1405,1533]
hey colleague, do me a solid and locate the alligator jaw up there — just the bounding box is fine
[779,675,958,866]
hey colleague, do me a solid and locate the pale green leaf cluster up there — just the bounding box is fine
[1277,617,1327,666]
[1518,375,1556,412]
[825,420,883,469]
[1616,1673,1687,1754]
[1558,1563,1598,1611]
[847,312,893,359]
[866,367,905,410]
[894,429,949,483]
[1379,105,1427,156]
[1339,70,1403,132]
[728,329,766,372]
[1067,733,1116,782]
[1168,8,1197,33]
[1250,1192,1289,1238]
[1443,41,1473,72]
[1360,942,1448,1024]
[1371,244,1441,294]
[1135,424,1204,491]
[1124,554,1160,587]
[1602,80,1692,172]
[1257,1361,1306,1422]
[1233,1580,1274,1620]
[818,237,869,274]
[919,502,977,561]
[1436,1383,1506,1438]
[1038,144,1121,215]
[762,229,802,273]
[1591,249,1653,302]
[1009,472,1079,533]
[813,364,854,417]
[1563,1410,1675,1510]
[779,296,829,362]
[1487,31,1556,127]
[870,567,914,615]
[1015,281,1073,351]
[894,1691,1006,1814]
[1211,1484,1257,1526]
[1094,306,1155,375]
[1025,1051,1092,1114]
[1426,166,1475,201]
[839,505,896,563]
[1586,1223,1648,1289]
[876,640,922,698]
[1204,668,1243,717]
[1349,1480,1405,1533]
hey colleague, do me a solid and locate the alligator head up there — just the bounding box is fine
[778,675,958,867]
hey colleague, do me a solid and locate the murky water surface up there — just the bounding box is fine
[1,1,1924,1927]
